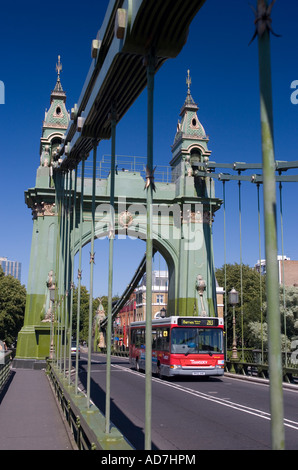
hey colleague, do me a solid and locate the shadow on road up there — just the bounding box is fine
[78,359,159,450]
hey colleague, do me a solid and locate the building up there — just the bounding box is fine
[115,293,136,349]
[255,256,298,286]
[254,259,267,276]
[216,281,224,319]
[0,257,22,282]
[116,271,224,348]
[278,257,298,287]
[135,271,168,321]
[114,271,168,348]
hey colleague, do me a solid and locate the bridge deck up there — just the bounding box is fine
[0,367,75,450]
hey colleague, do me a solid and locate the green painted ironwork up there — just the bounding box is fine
[0,351,12,391]
[106,108,117,434]
[75,157,85,394]
[145,50,155,451]
[48,361,133,450]
[279,180,287,367]
[256,0,285,450]
[257,183,264,364]
[68,167,77,384]
[14,0,298,452]
[238,178,244,362]
[87,142,98,408]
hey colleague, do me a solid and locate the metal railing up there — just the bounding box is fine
[47,360,133,450]
[225,349,298,383]
[0,350,12,392]
[97,347,298,384]
[77,154,172,183]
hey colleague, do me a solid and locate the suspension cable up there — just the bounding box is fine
[238,176,244,361]
[75,157,85,393]
[257,183,264,363]
[279,179,287,366]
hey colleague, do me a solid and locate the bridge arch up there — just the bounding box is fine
[73,220,179,315]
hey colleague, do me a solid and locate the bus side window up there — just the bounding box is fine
[141,329,145,348]
[152,329,157,349]
[156,329,163,350]
[156,328,170,351]
[135,329,142,347]
[163,328,170,352]
[130,329,134,344]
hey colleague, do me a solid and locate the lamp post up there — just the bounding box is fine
[229,288,239,360]
[160,307,166,318]
[49,285,56,360]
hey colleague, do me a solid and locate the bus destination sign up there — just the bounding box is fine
[177,318,219,327]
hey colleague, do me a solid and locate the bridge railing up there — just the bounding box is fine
[77,154,172,183]
[226,349,298,383]
[97,347,298,384]
[0,350,12,392]
[47,360,133,450]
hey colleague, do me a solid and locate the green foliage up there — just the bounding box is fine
[0,266,26,346]
[216,263,266,348]
[71,285,94,343]
[247,322,268,350]
[253,285,298,351]
[71,285,119,343]
[280,286,298,336]
[217,263,298,351]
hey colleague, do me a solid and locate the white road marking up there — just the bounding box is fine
[110,363,298,431]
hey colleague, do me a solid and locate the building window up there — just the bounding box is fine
[156,294,164,304]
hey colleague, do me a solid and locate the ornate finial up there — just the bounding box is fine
[186,69,191,95]
[56,55,62,78]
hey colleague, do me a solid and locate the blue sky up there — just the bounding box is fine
[0,0,297,297]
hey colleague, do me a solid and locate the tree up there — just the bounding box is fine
[215,263,266,348]
[0,266,26,346]
[280,285,298,337]
[71,285,119,344]
[251,285,298,352]
[71,285,93,343]
[247,321,268,350]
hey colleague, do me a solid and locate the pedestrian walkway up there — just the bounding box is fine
[0,367,76,450]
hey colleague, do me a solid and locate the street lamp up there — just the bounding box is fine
[228,288,239,360]
[49,285,56,360]
[160,307,166,318]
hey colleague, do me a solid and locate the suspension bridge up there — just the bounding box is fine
[1,0,298,451]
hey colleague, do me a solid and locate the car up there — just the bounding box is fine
[71,341,80,359]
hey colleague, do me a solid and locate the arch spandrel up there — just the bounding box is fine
[72,219,179,314]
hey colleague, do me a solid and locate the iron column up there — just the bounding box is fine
[256,0,285,449]
[75,157,85,393]
[87,141,97,408]
[105,107,117,434]
[145,50,155,451]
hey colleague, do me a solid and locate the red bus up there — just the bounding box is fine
[129,316,224,378]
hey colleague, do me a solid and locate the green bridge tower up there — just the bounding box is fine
[15,59,70,367]
[15,64,222,367]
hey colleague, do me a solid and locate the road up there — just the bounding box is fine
[75,352,298,450]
